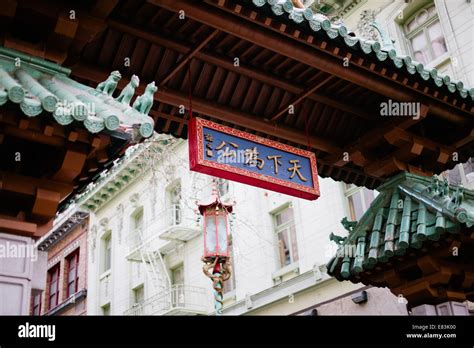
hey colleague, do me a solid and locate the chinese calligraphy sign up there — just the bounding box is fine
[189,117,320,200]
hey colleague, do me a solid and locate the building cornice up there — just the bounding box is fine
[221,265,335,315]
[77,135,181,212]
[36,212,88,251]
[44,289,87,316]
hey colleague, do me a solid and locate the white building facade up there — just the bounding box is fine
[77,136,407,316]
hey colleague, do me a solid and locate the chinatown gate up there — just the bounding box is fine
[0,0,472,314]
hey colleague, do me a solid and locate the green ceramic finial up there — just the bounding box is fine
[116,75,139,105]
[341,216,357,233]
[370,21,395,52]
[132,81,157,115]
[329,232,346,245]
[96,70,122,96]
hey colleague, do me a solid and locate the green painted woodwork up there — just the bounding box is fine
[250,0,472,100]
[327,172,474,280]
[0,47,155,139]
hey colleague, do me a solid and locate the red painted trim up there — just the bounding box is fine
[203,211,209,257]
[214,211,219,257]
[189,117,320,201]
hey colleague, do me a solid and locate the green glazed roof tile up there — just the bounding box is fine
[0,47,155,140]
[327,172,474,280]
[249,1,473,101]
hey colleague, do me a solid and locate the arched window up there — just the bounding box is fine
[405,4,447,65]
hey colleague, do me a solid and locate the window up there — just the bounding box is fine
[31,291,42,316]
[66,250,80,297]
[223,236,236,294]
[133,209,144,232]
[344,183,376,221]
[48,264,60,310]
[171,265,184,286]
[405,4,447,65]
[171,265,185,306]
[168,183,182,225]
[217,178,229,197]
[133,285,145,305]
[103,234,112,272]
[273,206,298,268]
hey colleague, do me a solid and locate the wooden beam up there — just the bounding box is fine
[155,0,470,125]
[157,86,342,154]
[453,128,474,148]
[106,20,375,121]
[53,149,88,183]
[32,188,61,221]
[71,64,341,154]
[0,171,73,198]
[0,217,37,237]
[326,106,429,166]
[91,0,119,18]
[159,29,219,86]
[384,127,456,164]
[270,74,335,122]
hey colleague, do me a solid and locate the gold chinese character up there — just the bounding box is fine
[204,133,214,157]
[206,143,213,157]
[244,147,264,169]
[215,141,239,151]
[215,141,239,160]
[267,155,282,175]
[288,159,307,182]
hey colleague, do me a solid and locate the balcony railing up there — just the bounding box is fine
[124,285,208,315]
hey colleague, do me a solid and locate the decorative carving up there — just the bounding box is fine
[130,193,140,208]
[116,75,139,105]
[20,97,42,117]
[428,176,440,195]
[99,217,109,235]
[84,116,105,134]
[341,217,357,233]
[441,177,449,197]
[449,186,464,210]
[96,70,122,96]
[132,81,157,115]
[329,232,347,245]
[90,225,97,263]
[370,21,396,51]
[356,9,379,41]
[117,204,124,243]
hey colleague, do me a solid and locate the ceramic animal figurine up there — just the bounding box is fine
[116,75,139,105]
[132,81,157,115]
[96,70,122,96]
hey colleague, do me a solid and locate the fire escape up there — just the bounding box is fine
[124,183,207,315]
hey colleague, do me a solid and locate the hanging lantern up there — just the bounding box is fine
[197,180,234,315]
[202,205,230,258]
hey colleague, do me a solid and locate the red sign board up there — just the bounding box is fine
[188,117,320,200]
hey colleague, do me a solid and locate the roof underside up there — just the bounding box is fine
[0,0,473,189]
